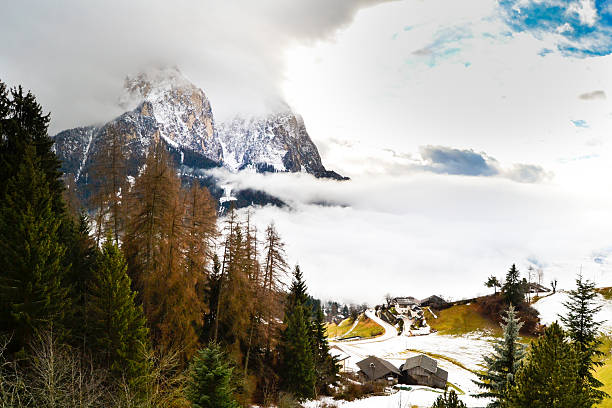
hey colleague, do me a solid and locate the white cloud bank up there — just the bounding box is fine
[212,168,612,304]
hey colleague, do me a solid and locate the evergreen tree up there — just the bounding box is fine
[65,212,98,348]
[560,275,608,404]
[474,305,525,407]
[0,145,71,352]
[311,307,339,396]
[485,276,501,295]
[86,238,149,383]
[279,304,316,401]
[278,267,316,400]
[508,322,590,408]
[431,389,466,408]
[501,264,524,306]
[287,265,309,311]
[0,83,64,214]
[186,343,240,408]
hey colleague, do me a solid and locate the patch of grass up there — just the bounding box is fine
[325,317,355,338]
[425,303,502,336]
[349,315,384,338]
[596,287,612,301]
[595,335,612,408]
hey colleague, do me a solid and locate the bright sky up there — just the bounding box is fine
[2,0,612,303]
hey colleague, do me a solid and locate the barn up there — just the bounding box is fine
[400,354,448,389]
[356,356,400,384]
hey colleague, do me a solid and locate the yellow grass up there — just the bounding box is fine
[325,317,354,338]
[595,335,612,408]
[349,315,384,338]
[596,287,612,300]
[424,304,502,336]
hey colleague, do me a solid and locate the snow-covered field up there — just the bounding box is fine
[309,310,494,408]
[310,292,612,408]
[532,291,612,334]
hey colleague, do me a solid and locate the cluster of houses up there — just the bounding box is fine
[356,354,448,389]
[392,295,447,313]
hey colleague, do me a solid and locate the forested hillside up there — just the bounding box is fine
[0,81,338,407]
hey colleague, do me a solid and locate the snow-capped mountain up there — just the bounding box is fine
[53,67,345,199]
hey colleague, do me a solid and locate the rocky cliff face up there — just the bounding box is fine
[53,67,345,207]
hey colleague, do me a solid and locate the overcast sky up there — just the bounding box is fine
[3,0,612,303]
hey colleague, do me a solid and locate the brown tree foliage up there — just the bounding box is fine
[124,141,216,361]
[89,124,128,245]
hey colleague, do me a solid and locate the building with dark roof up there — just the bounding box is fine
[400,354,448,389]
[356,356,400,384]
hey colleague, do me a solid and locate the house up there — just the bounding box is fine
[527,282,550,294]
[393,297,419,314]
[400,354,448,389]
[419,295,448,310]
[356,356,400,384]
[329,346,351,373]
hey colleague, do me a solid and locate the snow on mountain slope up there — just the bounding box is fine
[216,111,327,174]
[120,67,222,163]
[53,67,344,203]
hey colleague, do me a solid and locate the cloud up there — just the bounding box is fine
[499,0,612,56]
[206,169,612,304]
[579,90,607,100]
[420,145,498,176]
[417,146,550,183]
[0,0,392,133]
[503,164,550,183]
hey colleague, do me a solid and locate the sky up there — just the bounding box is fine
[2,0,612,304]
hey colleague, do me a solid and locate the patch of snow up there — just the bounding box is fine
[328,309,494,407]
[75,128,94,182]
[533,291,612,334]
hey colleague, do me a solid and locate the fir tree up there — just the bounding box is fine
[186,343,240,408]
[65,212,98,348]
[431,389,467,408]
[560,275,608,404]
[86,238,149,383]
[311,307,339,397]
[287,265,309,311]
[508,322,590,408]
[278,267,316,400]
[501,264,524,306]
[0,145,71,352]
[279,304,316,401]
[474,305,525,407]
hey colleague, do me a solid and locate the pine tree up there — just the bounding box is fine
[65,212,98,349]
[86,238,149,383]
[311,307,339,397]
[560,275,608,404]
[278,267,316,400]
[287,265,309,311]
[0,83,64,214]
[279,304,316,401]
[508,322,590,408]
[431,389,466,408]
[485,276,501,295]
[186,343,240,408]
[0,145,71,352]
[474,305,525,407]
[501,264,524,306]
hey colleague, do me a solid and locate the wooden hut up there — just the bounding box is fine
[400,354,448,389]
